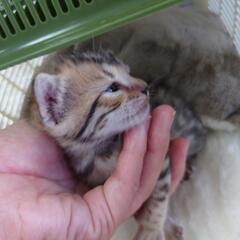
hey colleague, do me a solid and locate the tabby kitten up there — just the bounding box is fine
[22,50,150,186]
[22,50,206,240]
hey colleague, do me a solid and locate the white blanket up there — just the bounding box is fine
[170,128,240,240]
[112,123,240,240]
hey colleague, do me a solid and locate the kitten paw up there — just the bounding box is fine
[167,225,183,240]
[165,218,184,240]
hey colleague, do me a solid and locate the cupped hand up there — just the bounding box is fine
[0,105,188,240]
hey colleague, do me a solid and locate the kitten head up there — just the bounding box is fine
[33,50,150,146]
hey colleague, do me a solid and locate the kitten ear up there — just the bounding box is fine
[34,73,66,128]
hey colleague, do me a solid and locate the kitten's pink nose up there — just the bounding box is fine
[131,82,149,95]
[129,78,149,97]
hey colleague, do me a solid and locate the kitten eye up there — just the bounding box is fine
[105,82,120,93]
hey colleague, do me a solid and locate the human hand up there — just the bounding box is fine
[0,105,188,240]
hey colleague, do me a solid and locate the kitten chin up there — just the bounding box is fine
[123,103,150,130]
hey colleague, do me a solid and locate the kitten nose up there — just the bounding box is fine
[141,86,149,96]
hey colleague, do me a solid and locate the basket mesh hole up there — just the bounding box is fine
[5,16,16,34]
[34,1,46,22]
[14,11,25,30]
[85,0,93,4]
[0,24,6,38]
[23,5,36,26]
[46,0,57,17]
[72,0,80,8]
[58,0,68,13]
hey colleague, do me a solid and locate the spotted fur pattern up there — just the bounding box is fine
[22,50,206,240]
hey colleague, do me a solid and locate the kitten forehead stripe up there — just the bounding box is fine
[75,93,102,140]
[102,69,114,78]
[60,50,122,66]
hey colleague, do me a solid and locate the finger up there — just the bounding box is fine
[105,120,149,214]
[169,138,189,195]
[136,105,175,206]
[113,119,150,188]
[86,120,149,227]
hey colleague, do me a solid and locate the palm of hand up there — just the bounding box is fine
[0,121,143,240]
[0,122,83,239]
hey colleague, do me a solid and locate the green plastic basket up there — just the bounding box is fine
[0,0,182,70]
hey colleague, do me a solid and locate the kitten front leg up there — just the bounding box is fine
[133,157,184,240]
[133,157,171,240]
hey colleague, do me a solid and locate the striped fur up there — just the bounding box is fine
[135,157,171,240]
[22,50,150,186]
